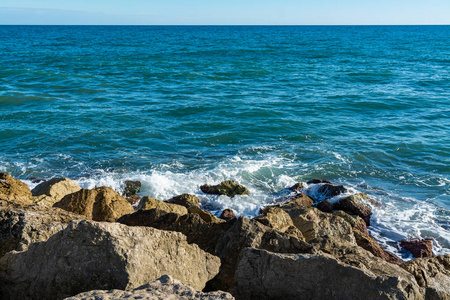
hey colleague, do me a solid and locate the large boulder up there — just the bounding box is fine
[188,206,224,223]
[309,182,348,201]
[268,192,314,210]
[334,193,373,225]
[333,210,369,236]
[137,196,188,215]
[211,216,313,291]
[400,239,434,258]
[31,178,81,207]
[0,173,32,204]
[65,275,235,300]
[53,186,134,221]
[165,193,200,208]
[118,208,232,253]
[253,207,304,240]
[0,220,221,300]
[220,208,237,221]
[201,181,249,198]
[0,205,84,257]
[401,255,450,299]
[231,248,423,300]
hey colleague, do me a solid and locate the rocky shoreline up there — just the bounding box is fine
[0,172,449,299]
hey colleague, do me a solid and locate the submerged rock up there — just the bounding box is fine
[65,275,235,300]
[0,205,84,257]
[400,239,434,258]
[31,177,81,207]
[0,220,221,300]
[220,208,236,221]
[200,180,249,198]
[138,196,188,215]
[306,178,333,185]
[165,193,200,208]
[287,182,304,193]
[0,173,32,204]
[53,186,134,222]
[123,180,141,197]
[231,248,423,300]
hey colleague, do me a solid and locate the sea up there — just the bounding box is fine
[0,25,449,259]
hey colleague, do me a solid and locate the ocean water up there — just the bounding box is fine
[0,25,449,258]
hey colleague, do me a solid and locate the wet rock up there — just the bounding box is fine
[138,196,188,215]
[200,180,249,198]
[287,182,304,193]
[118,208,231,253]
[165,193,200,208]
[123,180,141,197]
[126,194,141,206]
[212,216,313,290]
[220,208,236,221]
[334,193,373,226]
[0,173,32,204]
[333,210,369,236]
[65,275,235,300]
[315,183,347,199]
[31,178,81,207]
[306,178,333,184]
[317,199,334,212]
[400,239,434,258]
[53,186,134,222]
[231,248,423,300]
[0,220,221,300]
[188,206,224,223]
[353,229,403,264]
[0,205,84,257]
[401,254,450,299]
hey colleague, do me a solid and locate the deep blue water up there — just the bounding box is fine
[0,25,449,257]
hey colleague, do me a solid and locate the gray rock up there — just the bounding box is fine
[0,220,221,300]
[65,275,234,300]
[0,205,84,257]
[232,248,424,300]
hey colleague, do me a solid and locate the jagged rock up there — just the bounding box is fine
[334,193,373,226]
[118,208,232,253]
[306,178,333,185]
[263,193,314,213]
[211,216,313,290]
[123,180,141,197]
[188,206,224,223]
[165,193,200,208]
[0,173,32,204]
[353,229,403,264]
[288,207,356,244]
[400,239,434,258]
[232,248,424,300]
[253,207,304,240]
[220,209,236,221]
[53,186,134,221]
[200,181,249,198]
[401,255,450,299]
[287,182,304,193]
[65,275,235,300]
[314,183,348,200]
[0,205,84,257]
[138,196,188,215]
[333,210,369,236]
[31,178,81,207]
[126,194,141,206]
[0,220,221,300]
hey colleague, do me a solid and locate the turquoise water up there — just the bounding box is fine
[0,25,449,257]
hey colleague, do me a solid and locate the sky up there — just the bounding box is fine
[0,0,449,25]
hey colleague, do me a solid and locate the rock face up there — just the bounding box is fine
[400,239,434,258]
[332,210,369,236]
[253,207,304,240]
[31,178,81,207]
[232,248,423,300]
[212,216,313,290]
[200,181,249,198]
[401,255,450,299]
[165,193,200,208]
[0,205,84,257]
[0,220,221,300]
[137,196,188,215]
[53,186,134,221]
[220,208,236,221]
[0,173,32,204]
[353,229,403,264]
[65,275,235,300]
[118,208,232,253]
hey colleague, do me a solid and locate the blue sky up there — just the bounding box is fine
[0,0,449,25]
